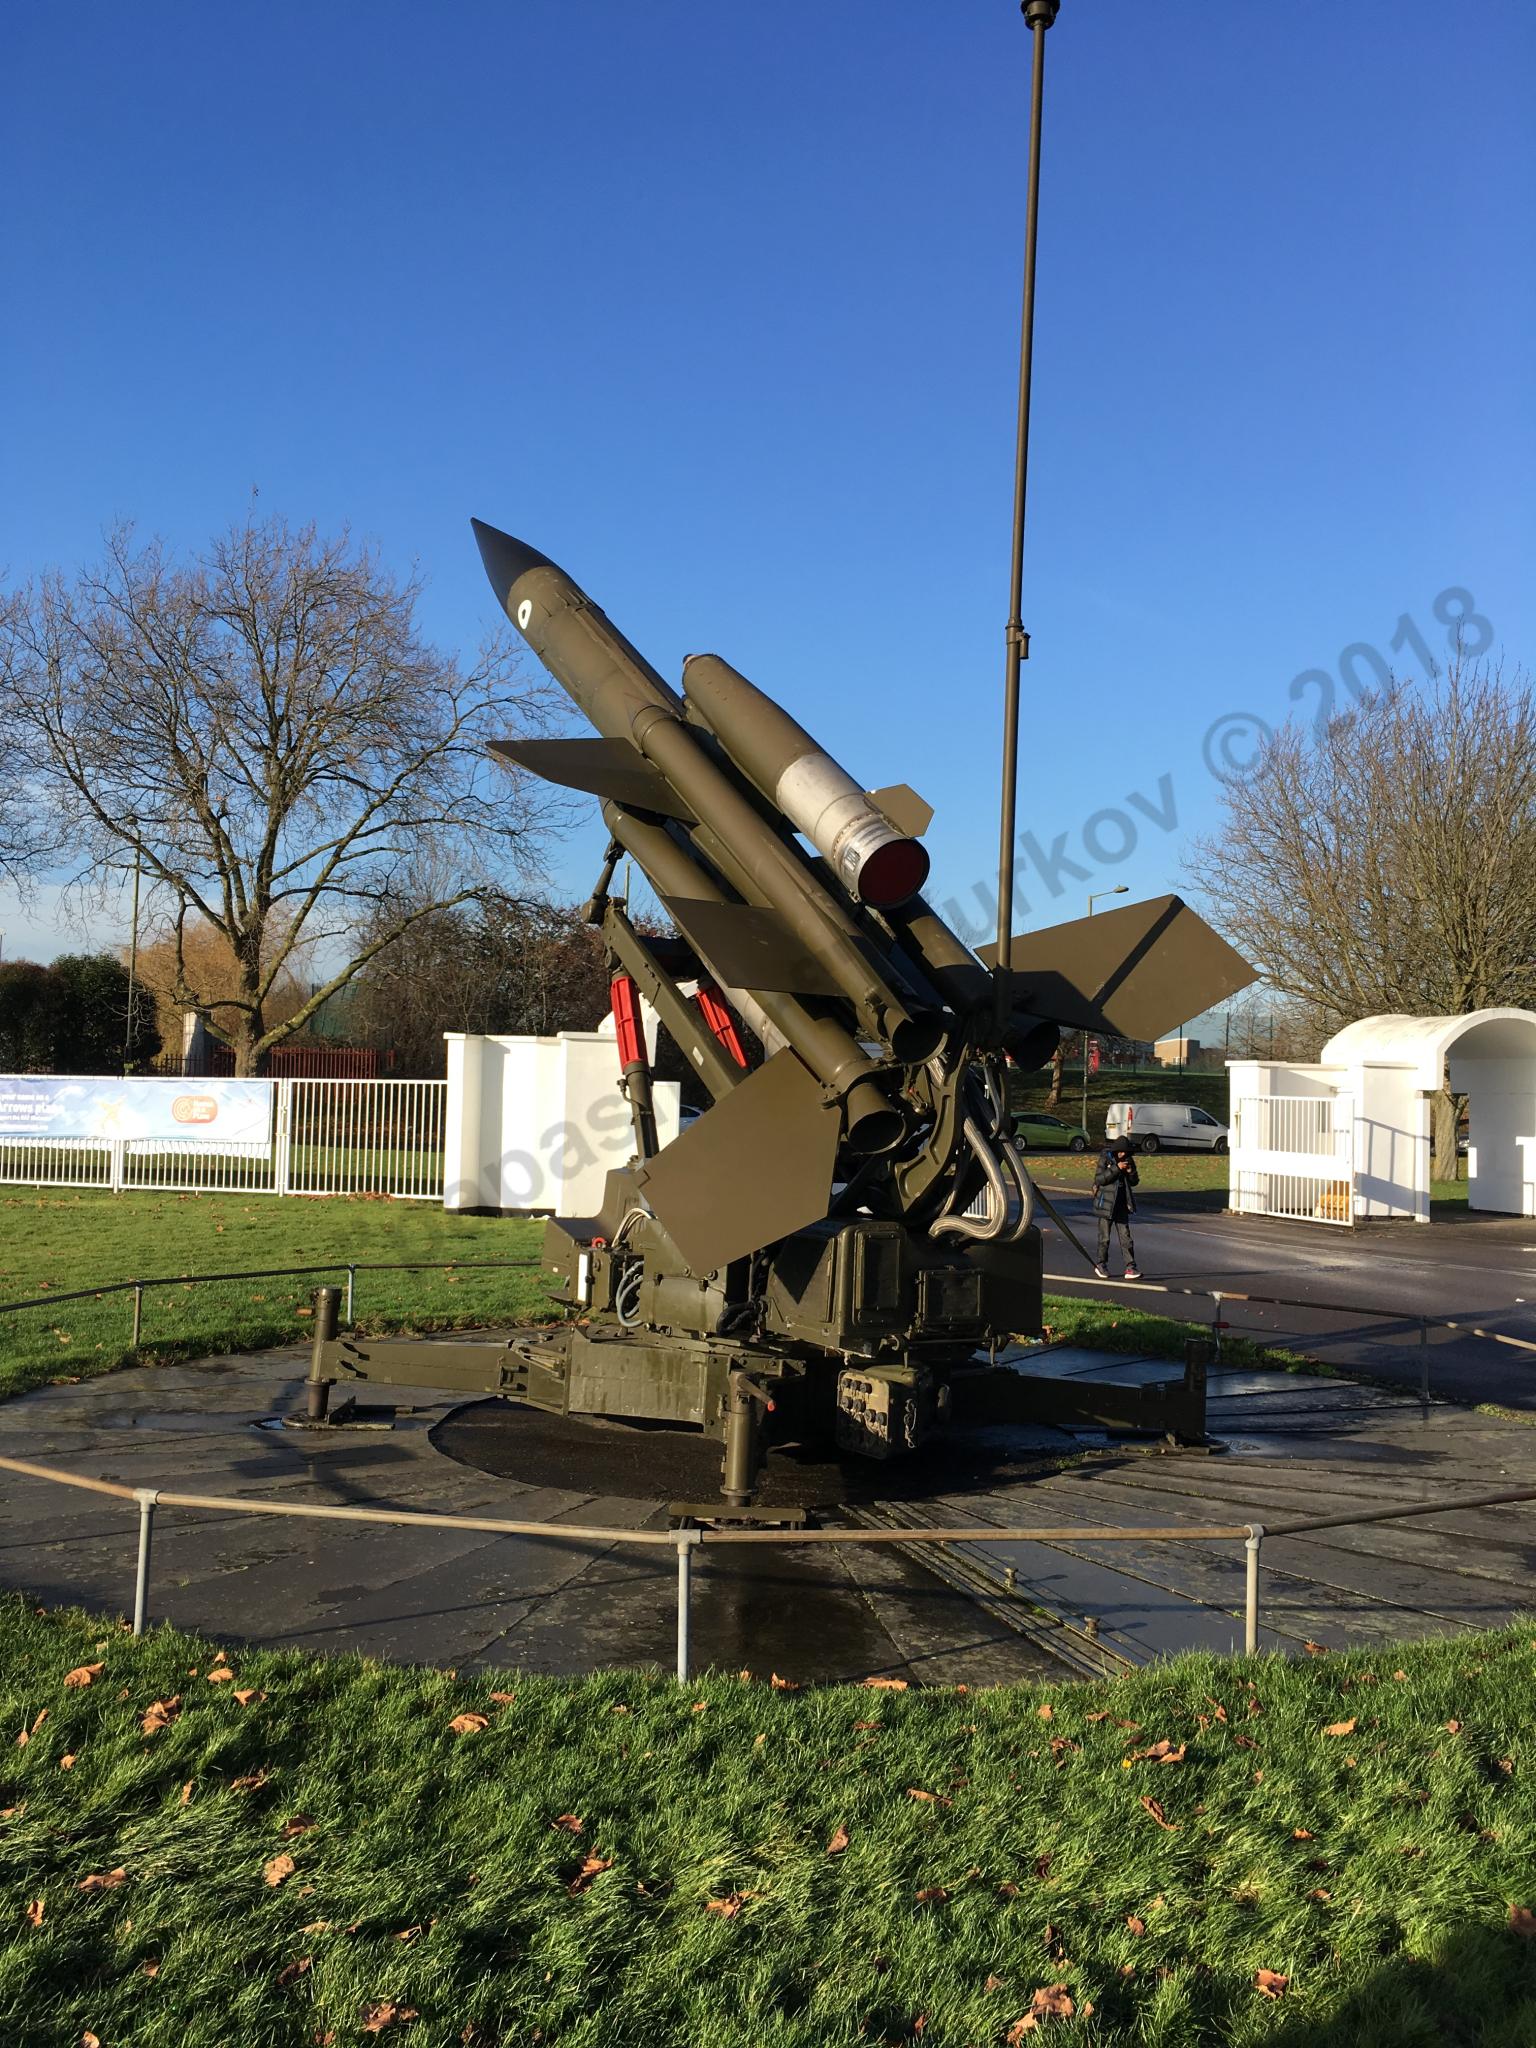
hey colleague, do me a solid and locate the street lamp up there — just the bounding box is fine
[1082,886,1129,1137]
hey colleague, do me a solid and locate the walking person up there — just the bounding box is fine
[1092,1138,1142,1280]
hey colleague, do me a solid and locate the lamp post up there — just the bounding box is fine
[1082,885,1129,1138]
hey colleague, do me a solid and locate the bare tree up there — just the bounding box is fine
[1188,666,1536,1176]
[0,518,564,1072]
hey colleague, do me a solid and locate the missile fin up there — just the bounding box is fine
[980,894,1256,1042]
[634,1049,840,1274]
[657,896,846,998]
[867,783,934,838]
[488,738,696,823]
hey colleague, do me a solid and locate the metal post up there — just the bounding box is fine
[345,1265,356,1326]
[1211,1291,1224,1362]
[675,1530,700,1682]
[131,1283,143,1350]
[1419,1317,1430,1407]
[132,1489,159,1637]
[306,1285,340,1423]
[993,0,1059,1027]
[1243,1524,1263,1656]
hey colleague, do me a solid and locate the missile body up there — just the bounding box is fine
[599,799,905,1154]
[681,654,929,909]
[473,522,944,1068]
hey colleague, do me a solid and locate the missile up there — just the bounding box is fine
[472,520,946,1069]
[681,654,929,909]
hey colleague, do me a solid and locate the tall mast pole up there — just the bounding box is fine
[994,0,1059,1028]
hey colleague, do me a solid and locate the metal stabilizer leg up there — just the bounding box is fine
[305,1285,341,1421]
[721,1373,769,1507]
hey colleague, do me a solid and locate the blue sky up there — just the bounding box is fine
[2,0,1531,1033]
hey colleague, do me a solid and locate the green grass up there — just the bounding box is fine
[0,1192,550,1401]
[1030,1152,1230,1196]
[2,1600,1534,2046]
[1012,1065,1230,1135]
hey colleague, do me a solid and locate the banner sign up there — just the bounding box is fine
[0,1076,273,1147]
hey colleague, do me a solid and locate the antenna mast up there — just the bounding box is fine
[994,0,1059,1026]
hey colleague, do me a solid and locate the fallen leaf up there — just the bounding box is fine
[301,1920,331,1935]
[24,1899,43,1927]
[1510,1906,1536,1938]
[769,1674,800,1691]
[489,1691,516,1705]
[1500,1757,1515,1775]
[1139,1795,1178,1831]
[826,1825,850,1856]
[853,1719,881,1732]
[60,1754,76,1770]
[915,1886,949,1905]
[1304,1641,1329,1656]
[1445,1719,1463,1735]
[448,1712,490,1735]
[907,1787,944,1804]
[690,1701,708,1714]
[1034,1853,1052,1879]
[276,1956,312,1986]
[1392,1669,1409,1681]
[141,1696,181,1736]
[704,1892,746,1918]
[551,1814,583,1835]
[142,1959,159,1977]
[1232,1733,1259,1750]
[83,2034,101,2048]
[78,1868,127,1892]
[263,1854,296,1888]
[1255,1969,1289,1999]
[1031,1983,1075,2018]
[1205,1697,1228,1723]
[280,1817,314,1840]
[985,1974,1006,1992]
[861,1676,908,1690]
[1036,1704,1054,1721]
[206,1667,236,1685]
[997,1881,1021,1898]
[1005,2021,1037,2043]
[1085,1711,1109,1724]
[1309,1887,1332,1902]
[230,1772,268,1792]
[64,1664,105,1689]
[1126,1915,1146,1936]
[1322,1719,1356,1738]
[395,1924,424,1943]
[232,1689,266,1707]
[567,1854,613,1895]
[1292,1828,1314,1841]
[1129,1739,1186,1765]
[361,2004,419,2034]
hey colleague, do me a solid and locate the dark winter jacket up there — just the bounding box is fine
[1092,1146,1139,1219]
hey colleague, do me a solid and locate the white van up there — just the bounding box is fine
[1104,1102,1229,1154]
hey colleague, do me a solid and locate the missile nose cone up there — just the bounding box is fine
[470,519,555,614]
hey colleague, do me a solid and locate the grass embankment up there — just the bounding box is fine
[0,1192,549,1401]
[2,1601,1534,2047]
[1011,1066,1230,1134]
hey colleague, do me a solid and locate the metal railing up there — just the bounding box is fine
[0,1077,447,1200]
[1042,1267,1536,1402]
[2,1446,1534,1683]
[0,1257,540,1353]
[1229,1092,1355,1225]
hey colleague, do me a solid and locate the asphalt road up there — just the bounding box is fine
[1033,1185,1536,1410]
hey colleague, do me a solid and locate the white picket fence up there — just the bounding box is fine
[0,1079,448,1201]
[1228,1093,1355,1226]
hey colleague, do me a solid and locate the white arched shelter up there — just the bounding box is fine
[1229,1008,1536,1225]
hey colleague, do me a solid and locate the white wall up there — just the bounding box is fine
[443,1032,681,1215]
[1452,1052,1536,1218]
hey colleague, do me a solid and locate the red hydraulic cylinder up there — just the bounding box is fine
[694,984,748,1069]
